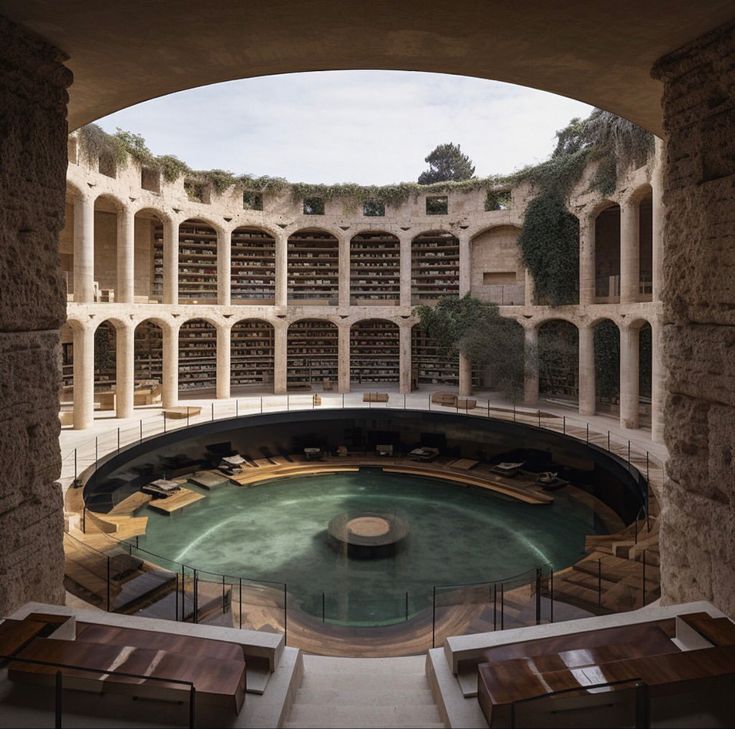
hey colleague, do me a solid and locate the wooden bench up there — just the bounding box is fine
[363,392,389,402]
[148,487,205,515]
[431,392,457,407]
[163,406,202,419]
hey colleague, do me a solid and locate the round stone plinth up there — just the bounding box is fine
[328,511,409,559]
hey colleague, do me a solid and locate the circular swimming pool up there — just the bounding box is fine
[135,468,610,625]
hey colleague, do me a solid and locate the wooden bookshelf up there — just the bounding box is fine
[287,319,338,389]
[178,319,217,392]
[411,231,460,304]
[93,322,116,389]
[231,227,276,304]
[411,326,458,388]
[134,321,163,384]
[350,232,400,305]
[231,320,275,392]
[287,230,339,305]
[350,319,400,385]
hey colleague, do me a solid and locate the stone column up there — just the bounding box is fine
[73,325,95,429]
[651,137,665,303]
[163,218,178,305]
[458,353,472,396]
[115,323,135,419]
[650,319,664,443]
[338,234,350,307]
[399,324,412,394]
[161,325,178,408]
[578,324,595,416]
[217,227,231,306]
[338,324,351,393]
[579,214,595,305]
[216,324,231,399]
[275,232,288,308]
[399,233,412,308]
[117,206,135,304]
[458,233,471,296]
[524,269,535,306]
[619,324,640,429]
[523,326,539,405]
[273,324,287,394]
[73,193,95,303]
[620,199,640,304]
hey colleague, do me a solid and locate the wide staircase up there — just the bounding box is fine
[285,654,444,728]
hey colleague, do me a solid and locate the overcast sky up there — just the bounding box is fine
[96,71,593,185]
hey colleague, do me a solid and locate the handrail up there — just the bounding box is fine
[0,651,197,728]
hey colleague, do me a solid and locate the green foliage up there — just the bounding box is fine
[538,322,578,399]
[416,295,527,398]
[94,324,115,375]
[594,320,620,402]
[157,155,191,183]
[303,197,325,215]
[518,195,579,306]
[78,124,128,170]
[363,200,385,216]
[201,169,237,194]
[485,189,511,211]
[418,143,475,184]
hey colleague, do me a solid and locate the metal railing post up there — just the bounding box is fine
[284,584,288,644]
[322,592,325,623]
[175,573,179,622]
[222,574,227,614]
[405,591,409,621]
[95,437,98,469]
[117,427,120,453]
[598,558,602,608]
[260,396,263,413]
[493,583,497,630]
[74,448,77,480]
[211,403,214,421]
[163,412,167,433]
[537,410,541,428]
[535,568,541,625]
[642,550,647,607]
[193,568,198,623]
[607,430,610,451]
[549,569,554,623]
[239,578,243,629]
[432,586,436,648]
[180,564,186,621]
[55,670,63,729]
[106,556,111,611]
[563,416,566,435]
[586,423,589,443]
[139,419,143,443]
[635,681,650,729]
[189,684,197,729]
[187,407,190,426]
[500,583,504,629]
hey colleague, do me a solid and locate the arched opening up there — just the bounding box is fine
[411,231,459,304]
[470,226,525,306]
[172,219,218,304]
[59,184,79,301]
[59,323,74,417]
[350,231,400,305]
[594,203,621,303]
[93,320,117,411]
[179,318,217,397]
[593,319,620,415]
[133,320,164,407]
[231,227,276,304]
[134,209,165,303]
[411,324,458,390]
[538,320,579,406]
[287,319,338,391]
[288,229,339,305]
[471,317,525,393]
[231,319,275,394]
[638,189,653,301]
[93,195,121,302]
[638,321,653,429]
[350,319,400,388]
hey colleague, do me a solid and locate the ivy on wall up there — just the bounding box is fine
[594,320,620,403]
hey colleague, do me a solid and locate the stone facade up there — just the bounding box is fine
[0,16,71,614]
[653,21,735,615]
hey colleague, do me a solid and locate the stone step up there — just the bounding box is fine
[300,671,428,691]
[293,687,436,705]
[285,703,442,727]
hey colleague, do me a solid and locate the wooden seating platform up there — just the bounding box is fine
[163,406,202,419]
[188,469,229,490]
[147,487,206,515]
[363,392,389,403]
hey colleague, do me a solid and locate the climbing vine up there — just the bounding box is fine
[594,320,620,403]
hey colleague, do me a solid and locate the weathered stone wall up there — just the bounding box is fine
[0,15,71,614]
[653,21,735,616]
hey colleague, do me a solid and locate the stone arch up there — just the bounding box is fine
[287,228,340,305]
[178,317,218,397]
[231,226,276,304]
[593,201,621,303]
[537,319,580,405]
[620,317,653,430]
[411,229,460,304]
[350,318,400,388]
[231,318,276,394]
[287,318,339,390]
[178,217,221,304]
[350,230,401,305]
[593,317,621,415]
[92,193,126,303]
[631,184,653,301]
[133,318,165,407]
[410,320,458,391]
[134,207,170,302]
[469,224,525,305]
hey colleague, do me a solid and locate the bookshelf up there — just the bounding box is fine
[350,319,400,385]
[350,232,400,304]
[411,326,459,388]
[287,319,338,389]
[93,322,116,389]
[178,319,217,392]
[411,231,460,304]
[287,230,339,305]
[231,319,275,392]
[231,227,276,304]
[133,321,163,384]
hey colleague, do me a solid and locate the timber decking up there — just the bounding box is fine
[147,487,206,515]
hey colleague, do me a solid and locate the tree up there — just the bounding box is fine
[418,143,475,184]
[416,295,529,399]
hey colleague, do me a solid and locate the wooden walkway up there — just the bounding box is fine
[147,487,206,515]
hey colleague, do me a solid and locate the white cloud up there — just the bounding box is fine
[95,71,593,184]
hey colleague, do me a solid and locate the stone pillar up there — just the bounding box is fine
[73,193,95,303]
[458,352,472,396]
[650,319,665,444]
[399,324,412,394]
[399,233,412,308]
[115,323,135,419]
[338,234,350,307]
[273,324,287,394]
[619,324,640,429]
[523,326,539,405]
[620,199,640,304]
[579,214,595,305]
[162,326,179,408]
[651,137,665,303]
[275,232,288,308]
[458,233,471,296]
[117,206,135,304]
[578,324,595,416]
[163,218,178,305]
[216,324,231,399]
[217,227,231,306]
[338,324,350,393]
[524,269,535,306]
[73,325,95,430]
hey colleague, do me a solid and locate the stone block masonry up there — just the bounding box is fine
[653,20,735,616]
[0,16,71,613]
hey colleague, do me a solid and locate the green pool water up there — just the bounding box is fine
[135,470,608,625]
